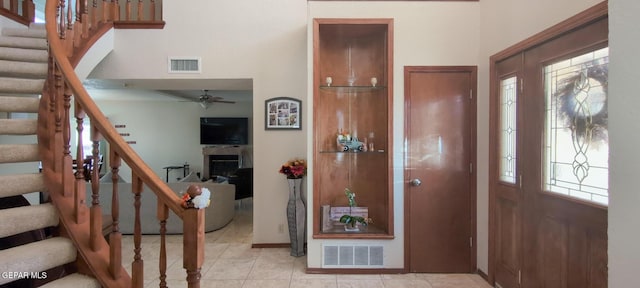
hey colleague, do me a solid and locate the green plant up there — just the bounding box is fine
[339,188,372,228]
[339,214,368,227]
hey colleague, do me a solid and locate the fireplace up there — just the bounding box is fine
[202,146,251,180]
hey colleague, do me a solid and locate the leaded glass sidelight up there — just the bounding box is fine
[544,47,609,205]
[499,76,518,184]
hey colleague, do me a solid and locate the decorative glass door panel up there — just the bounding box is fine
[499,76,518,184]
[543,47,609,205]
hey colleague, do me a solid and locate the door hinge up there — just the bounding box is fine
[470,237,473,247]
[470,163,473,174]
[469,89,473,100]
[519,78,524,95]
[519,175,522,189]
[518,270,522,284]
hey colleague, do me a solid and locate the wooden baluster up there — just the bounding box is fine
[102,0,108,23]
[125,0,131,21]
[89,125,102,251]
[91,126,101,183]
[158,201,168,288]
[22,0,35,22]
[82,0,90,37]
[53,63,63,174]
[77,0,83,22]
[112,0,119,22]
[76,0,91,38]
[44,59,56,156]
[131,175,144,288]
[183,208,204,288]
[149,0,156,22]
[74,101,87,224]
[136,0,142,21]
[66,0,74,56]
[72,0,81,47]
[91,0,98,29]
[9,0,17,13]
[109,152,123,278]
[59,0,66,39]
[62,82,73,196]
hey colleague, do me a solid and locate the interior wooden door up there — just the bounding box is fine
[404,66,476,273]
[491,54,524,288]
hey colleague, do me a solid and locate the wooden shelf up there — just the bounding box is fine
[318,150,386,154]
[314,224,395,240]
[319,85,387,92]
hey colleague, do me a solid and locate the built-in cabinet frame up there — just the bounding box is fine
[312,18,394,239]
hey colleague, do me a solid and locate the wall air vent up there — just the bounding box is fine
[322,244,384,268]
[168,57,201,73]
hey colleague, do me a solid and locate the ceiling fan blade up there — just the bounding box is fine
[212,100,236,104]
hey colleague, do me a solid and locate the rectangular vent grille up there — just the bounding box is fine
[168,57,201,73]
[322,244,383,268]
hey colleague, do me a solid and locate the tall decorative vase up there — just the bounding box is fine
[287,177,305,257]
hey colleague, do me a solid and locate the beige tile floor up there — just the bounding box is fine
[122,199,492,288]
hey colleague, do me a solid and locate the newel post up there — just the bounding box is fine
[183,207,204,288]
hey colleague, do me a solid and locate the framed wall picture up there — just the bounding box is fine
[265,97,301,130]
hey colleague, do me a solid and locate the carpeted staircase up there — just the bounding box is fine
[0,23,101,287]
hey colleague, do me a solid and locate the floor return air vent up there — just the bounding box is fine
[322,244,384,268]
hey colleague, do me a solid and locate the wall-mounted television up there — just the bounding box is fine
[200,117,249,145]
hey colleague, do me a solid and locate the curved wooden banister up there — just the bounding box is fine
[34,0,204,287]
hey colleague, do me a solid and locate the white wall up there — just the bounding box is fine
[477,0,602,273]
[88,97,252,183]
[609,0,640,286]
[86,0,309,245]
[307,1,480,269]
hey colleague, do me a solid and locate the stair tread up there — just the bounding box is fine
[0,238,77,286]
[0,36,48,50]
[0,46,48,63]
[1,27,47,39]
[0,173,47,198]
[0,59,48,78]
[0,118,37,135]
[0,96,40,112]
[0,77,45,94]
[0,203,59,238]
[0,144,40,163]
[39,273,101,288]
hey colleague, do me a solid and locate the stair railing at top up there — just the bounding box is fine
[38,0,204,287]
[0,0,35,25]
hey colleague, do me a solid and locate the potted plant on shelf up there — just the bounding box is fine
[339,188,372,231]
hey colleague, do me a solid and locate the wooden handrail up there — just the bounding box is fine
[33,0,204,287]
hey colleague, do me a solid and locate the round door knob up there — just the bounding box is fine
[410,179,422,186]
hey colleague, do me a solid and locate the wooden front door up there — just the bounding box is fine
[492,54,524,288]
[490,5,608,287]
[404,66,476,273]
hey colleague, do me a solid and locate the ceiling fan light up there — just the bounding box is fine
[200,101,210,109]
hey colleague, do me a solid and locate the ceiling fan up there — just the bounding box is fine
[198,90,236,109]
